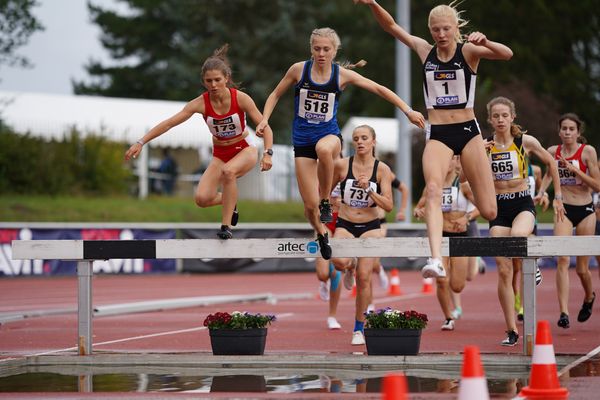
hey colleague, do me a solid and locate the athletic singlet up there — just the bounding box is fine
[202,88,246,141]
[555,144,588,186]
[488,135,528,181]
[292,60,342,146]
[422,43,476,110]
[442,176,470,213]
[340,156,380,208]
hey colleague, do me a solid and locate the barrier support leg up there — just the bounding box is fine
[77,261,93,355]
[522,258,537,356]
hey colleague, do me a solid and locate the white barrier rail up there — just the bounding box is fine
[11,236,600,356]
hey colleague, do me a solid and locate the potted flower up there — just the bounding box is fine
[363,308,428,355]
[204,311,276,355]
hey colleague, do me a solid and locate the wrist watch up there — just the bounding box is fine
[263,148,273,156]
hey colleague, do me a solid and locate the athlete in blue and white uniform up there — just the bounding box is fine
[257,27,424,261]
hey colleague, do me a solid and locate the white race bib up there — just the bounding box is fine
[441,186,459,212]
[490,151,520,181]
[342,179,376,208]
[558,159,582,186]
[426,69,467,107]
[297,89,335,124]
[207,114,244,139]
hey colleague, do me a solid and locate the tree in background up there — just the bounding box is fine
[0,0,43,69]
[77,0,600,195]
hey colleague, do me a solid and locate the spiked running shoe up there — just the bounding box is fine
[319,199,333,223]
[441,319,455,331]
[501,330,519,346]
[421,258,446,278]
[557,312,570,329]
[351,330,365,345]
[535,266,542,286]
[216,225,232,239]
[319,281,330,302]
[316,232,332,260]
[577,292,595,323]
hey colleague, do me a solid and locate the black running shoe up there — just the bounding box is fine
[231,205,239,226]
[577,292,595,322]
[319,199,333,223]
[501,330,519,346]
[216,225,232,240]
[557,312,570,329]
[535,266,542,286]
[316,232,332,260]
[517,311,524,322]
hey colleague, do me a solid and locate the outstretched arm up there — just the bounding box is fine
[340,68,425,129]
[354,0,431,60]
[125,98,200,161]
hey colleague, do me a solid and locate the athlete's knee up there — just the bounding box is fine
[220,166,237,183]
[435,276,448,288]
[556,256,570,268]
[425,182,442,203]
[450,280,465,293]
[194,193,211,208]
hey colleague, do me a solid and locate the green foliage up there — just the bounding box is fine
[203,311,276,330]
[0,127,131,195]
[0,0,44,68]
[364,307,428,330]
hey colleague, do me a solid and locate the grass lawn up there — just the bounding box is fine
[0,195,557,223]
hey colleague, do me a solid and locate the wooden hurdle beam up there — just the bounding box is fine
[11,236,600,356]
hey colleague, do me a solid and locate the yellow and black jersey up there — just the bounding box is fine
[488,135,528,181]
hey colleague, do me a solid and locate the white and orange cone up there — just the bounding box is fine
[518,320,569,399]
[349,281,357,298]
[421,277,434,294]
[382,372,408,400]
[458,345,489,400]
[388,268,402,295]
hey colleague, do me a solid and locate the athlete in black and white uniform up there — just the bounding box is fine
[330,125,394,347]
[356,0,512,279]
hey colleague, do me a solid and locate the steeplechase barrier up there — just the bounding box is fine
[11,236,600,356]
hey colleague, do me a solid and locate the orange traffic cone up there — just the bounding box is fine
[349,281,357,298]
[382,373,408,400]
[518,320,569,399]
[388,268,402,295]
[421,277,434,294]
[458,345,489,400]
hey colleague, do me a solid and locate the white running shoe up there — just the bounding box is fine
[535,266,543,286]
[351,330,365,345]
[343,259,357,290]
[441,319,455,331]
[327,317,341,330]
[319,281,330,301]
[451,307,462,320]
[421,258,446,278]
[378,266,389,290]
[367,304,375,313]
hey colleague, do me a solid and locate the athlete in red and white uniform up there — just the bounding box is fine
[125,45,274,239]
[538,113,600,329]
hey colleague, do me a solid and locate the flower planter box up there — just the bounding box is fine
[209,328,267,355]
[364,328,422,355]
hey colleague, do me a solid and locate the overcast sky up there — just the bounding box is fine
[0,0,125,95]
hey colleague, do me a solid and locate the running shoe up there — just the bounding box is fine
[351,330,365,345]
[501,330,519,346]
[367,304,375,313]
[327,317,341,330]
[216,225,232,239]
[319,199,333,223]
[231,205,239,226]
[478,257,487,274]
[577,292,595,322]
[441,319,455,331]
[343,258,357,290]
[316,232,332,260]
[557,312,570,329]
[378,266,389,290]
[421,258,446,278]
[451,307,462,320]
[319,281,329,302]
[535,266,542,286]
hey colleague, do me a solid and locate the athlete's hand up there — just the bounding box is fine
[255,120,268,138]
[533,192,550,211]
[558,156,578,174]
[395,210,406,221]
[260,154,272,172]
[553,198,566,222]
[466,31,488,47]
[125,142,143,161]
[406,110,425,129]
[353,0,376,5]
[413,207,425,219]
